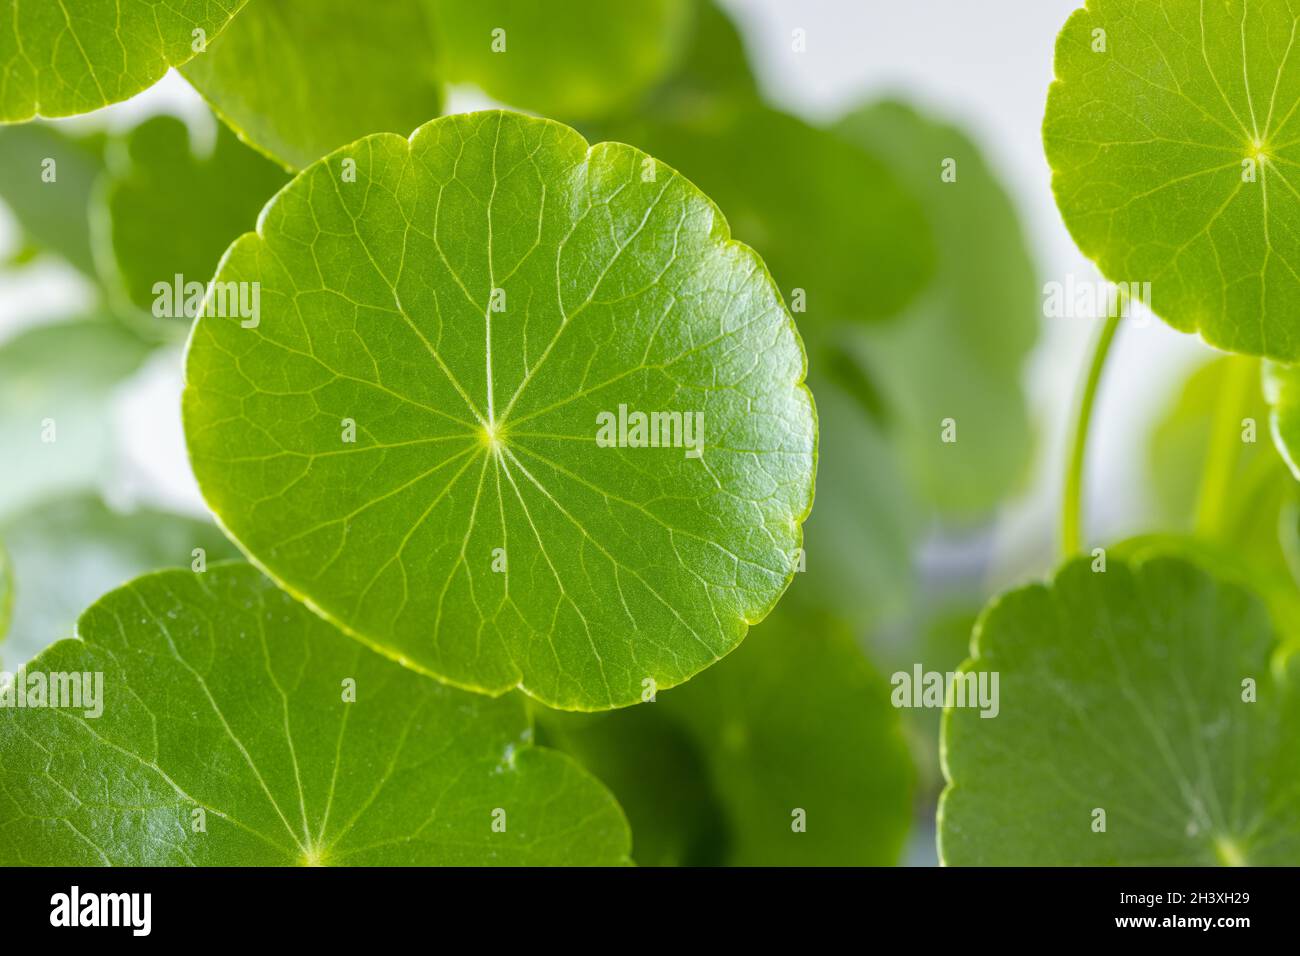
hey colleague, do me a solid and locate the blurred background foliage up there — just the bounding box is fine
[5,0,1293,866]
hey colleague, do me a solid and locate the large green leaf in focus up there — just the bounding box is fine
[99,115,289,314]
[0,0,247,122]
[542,599,913,865]
[940,556,1300,865]
[0,320,152,518]
[182,110,816,711]
[432,0,692,120]
[836,100,1038,519]
[0,124,105,275]
[1044,0,1300,360]
[181,0,444,171]
[0,563,631,865]
[0,495,240,669]
[611,103,934,324]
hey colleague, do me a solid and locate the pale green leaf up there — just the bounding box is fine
[0,563,631,865]
[0,123,105,275]
[433,0,693,120]
[940,556,1300,865]
[0,0,247,122]
[0,319,152,518]
[99,114,289,313]
[541,598,913,865]
[180,0,444,171]
[836,100,1038,518]
[0,495,240,669]
[1044,0,1300,360]
[182,110,816,711]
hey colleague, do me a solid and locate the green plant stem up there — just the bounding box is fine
[1193,357,1254,539]
[1061,311,1123,558]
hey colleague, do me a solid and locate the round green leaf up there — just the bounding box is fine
[1045,0,1300,360]
[181,0,444,171]
[99,114,289,314]
[0,0,247,122]
[433,0,693,120]
[182,110,816,711]
[0,494,240,669]
[940,556,1300,865]
[0,563,631,865]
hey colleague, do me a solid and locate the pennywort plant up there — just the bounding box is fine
[938,0,1300,866]
[8,0,1290,871]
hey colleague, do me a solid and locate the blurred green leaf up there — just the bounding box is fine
[1148,355,1300,633]
[941,556,1300,865]
[0,495,240,669]
[794,374,919,628]
[544,599,913,866]
[835,100,1038,519]
[0,563,632,865]
[0,0,247,121]
[611,102,935,324]
[535,703,727,867]
[99,115,289,314]
[0,320,152,518]
[644,0,757,108]
[0,124,106,276]
[433,0,693,120]
[181,0,444,170]
[1154,357,1281,526]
